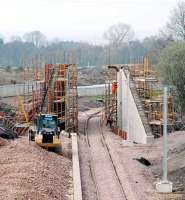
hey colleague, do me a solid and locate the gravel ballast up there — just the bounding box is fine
[0,137,72,200]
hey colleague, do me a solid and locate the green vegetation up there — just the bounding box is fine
[144,90,163,98]
[158,42,185,112]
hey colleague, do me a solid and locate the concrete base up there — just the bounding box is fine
[156,181,173,193]
[71,133,83,200]
[122,140,133,147]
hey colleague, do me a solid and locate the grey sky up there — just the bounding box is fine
[0,0,178,44]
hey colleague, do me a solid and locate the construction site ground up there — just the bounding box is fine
[78,96,103,112]
[78,66,105,86]
[78,108,185,200]
[0,66,105,86]
[0,135,72,200]
[1,96,185,200]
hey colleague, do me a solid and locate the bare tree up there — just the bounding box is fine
[166,1,185,40]
[23,31,46,47]
[104,23,134,46]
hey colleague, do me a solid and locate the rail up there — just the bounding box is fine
[84,111,128,200]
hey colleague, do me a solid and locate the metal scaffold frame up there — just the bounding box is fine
[14,56,78,135]
[65,64,78,133]
[41,63,78,133]
[13,56,44,134]
[129,56,175,137]
[104,66,118,129]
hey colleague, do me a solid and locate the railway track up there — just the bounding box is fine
[84,112,128,200]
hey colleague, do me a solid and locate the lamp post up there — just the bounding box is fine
[156,86,173,193]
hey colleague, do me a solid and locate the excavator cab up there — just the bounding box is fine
[34,114,61,149]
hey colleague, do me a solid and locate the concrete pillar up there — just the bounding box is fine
[126,70,130,139]
[117,70,122,129]
[156,87,173,193]
[121,70,127,131]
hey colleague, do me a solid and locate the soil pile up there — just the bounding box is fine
[0,137,72,200]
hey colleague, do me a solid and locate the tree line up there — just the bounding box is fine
[0,32,173,69]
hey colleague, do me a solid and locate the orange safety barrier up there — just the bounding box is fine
[118,129,128,140]
[112,126,128,140]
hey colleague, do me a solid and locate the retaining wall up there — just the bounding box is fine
[0,84,105,97]
[120,70,154,144]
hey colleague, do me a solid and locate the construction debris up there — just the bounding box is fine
[0,101,20,138]
[133,157,151,166]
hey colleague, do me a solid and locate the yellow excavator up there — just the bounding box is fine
[29,114,61,151]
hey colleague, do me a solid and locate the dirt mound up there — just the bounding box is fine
[0,137,72,200]
[149,131,185,192]
[78,67,105,86]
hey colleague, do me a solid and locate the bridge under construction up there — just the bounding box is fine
[2,63,78,136]
[105,56,175,143]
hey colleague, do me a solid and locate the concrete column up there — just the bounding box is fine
[163,87,168,181]
[156,87,173,193]
[117,70,122,129]
[126,70,130,139]
[121,70,127,131]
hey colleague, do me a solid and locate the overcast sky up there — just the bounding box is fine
[0,0,179,44]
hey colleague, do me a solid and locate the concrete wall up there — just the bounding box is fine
[0,84,105,97]
[78,84,105,96]
[0,84,29,97]
[120,70,153,144]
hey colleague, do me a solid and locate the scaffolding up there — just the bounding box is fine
[129,56,175,137]
[14,57,44,134]
[15,61,78,135]
[65,64,78,133]
[104,66,118,128]
[43,64,78,133]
